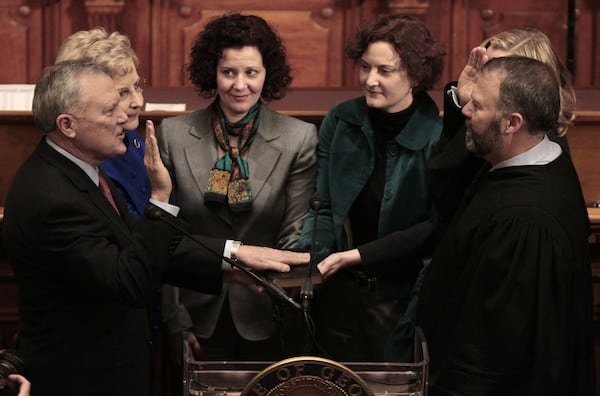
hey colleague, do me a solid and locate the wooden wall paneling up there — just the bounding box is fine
[120,0,152,86]
[454,0,576,90]
[595,0,600,87]
[466,0,569,56]
[150,0,171,87]
[573,0,600,87]
[41,0,69,69]
[446,0,468,88]
[149,0,350,88]
[40,0,153,83]
[0,114,39,202]
[419,1,454,90]
[569,114,600,207]
[0,1,43,83]
[573,4,591,87]
[341,0,368,89]
[0,0,598,90]
[155,0,196,86]
[445,0,598,90]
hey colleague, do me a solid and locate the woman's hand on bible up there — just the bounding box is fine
[317,249,361,280]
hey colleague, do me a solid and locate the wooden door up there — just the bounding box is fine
[0,1,44,83]
[447,0,598,87]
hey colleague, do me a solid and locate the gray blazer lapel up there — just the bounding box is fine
[183,114,232,226]
[248,134,281,201]
[248,109,282,200]
[184,120,217,200]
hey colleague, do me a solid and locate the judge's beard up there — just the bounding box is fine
[465,118,502,158]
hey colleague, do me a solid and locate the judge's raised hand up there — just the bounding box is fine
[457,46,489,106]
[235,245,309,273]
[144,120,172,203]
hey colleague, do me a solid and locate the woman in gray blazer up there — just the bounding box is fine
[159,12,317,363]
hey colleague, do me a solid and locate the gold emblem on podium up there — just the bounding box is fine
[242,356,373,396]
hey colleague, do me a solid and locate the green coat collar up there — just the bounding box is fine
[333,94,441,151]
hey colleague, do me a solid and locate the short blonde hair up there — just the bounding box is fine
[483,28,575,136]
[55,27,138,78]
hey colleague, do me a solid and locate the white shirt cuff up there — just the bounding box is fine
[447,85,462,109]
[222,240,234,270]
[149,198,180,216]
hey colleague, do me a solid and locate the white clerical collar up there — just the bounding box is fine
[491,134,562,172]
[45,137,100,185]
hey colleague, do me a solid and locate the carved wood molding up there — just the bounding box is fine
[84,0,125,31]
[387,0,430,16]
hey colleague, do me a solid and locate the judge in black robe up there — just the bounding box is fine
[417,56,595,396]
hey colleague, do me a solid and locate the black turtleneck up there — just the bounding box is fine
[349,95,421,249]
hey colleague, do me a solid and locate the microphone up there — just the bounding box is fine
[300,193,329,312]
[309,194,329,211]
[145,205,301,311]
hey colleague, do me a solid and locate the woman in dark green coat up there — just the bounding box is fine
[296,14,444,362]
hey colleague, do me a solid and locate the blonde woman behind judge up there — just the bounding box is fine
[465,28,575,139]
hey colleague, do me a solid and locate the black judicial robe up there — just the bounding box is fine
[418,154,595,396]
[426,83,571,237]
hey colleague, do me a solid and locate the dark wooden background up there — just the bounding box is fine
[1,0,600,394]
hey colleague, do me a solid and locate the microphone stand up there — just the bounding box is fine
[299,194,328,354]
[300,195,324,312]
[145,206,301,311]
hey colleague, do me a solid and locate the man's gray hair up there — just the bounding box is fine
[32,59,111,133]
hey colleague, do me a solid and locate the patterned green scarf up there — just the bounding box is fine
[205,99,260,212]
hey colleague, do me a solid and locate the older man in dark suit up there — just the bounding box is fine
[2,60,307,396]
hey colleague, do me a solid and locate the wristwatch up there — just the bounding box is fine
[230,240,243,261]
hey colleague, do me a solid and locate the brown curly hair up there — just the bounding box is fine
[188,12,292,101]
[345,15,445,94]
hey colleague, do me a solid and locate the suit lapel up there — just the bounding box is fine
[247,135,281,201]
[184,114,218,198]
[183,113,232,225]
[247,108,282,200]
[38,141,134,239]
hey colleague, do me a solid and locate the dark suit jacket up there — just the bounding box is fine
[2,139,223,396]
